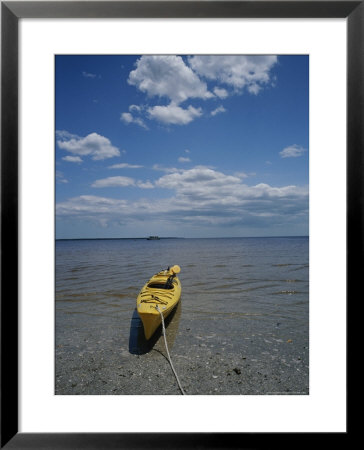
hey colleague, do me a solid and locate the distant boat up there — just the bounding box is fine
[147,236,160,240]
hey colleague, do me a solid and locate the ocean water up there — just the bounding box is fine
[56,237,309,394]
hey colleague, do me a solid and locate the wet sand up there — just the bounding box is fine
[56,301,309,395]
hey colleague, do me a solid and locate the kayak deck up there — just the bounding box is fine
[137,266,181,340]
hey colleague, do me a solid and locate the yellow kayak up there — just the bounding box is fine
[137,265,181,340]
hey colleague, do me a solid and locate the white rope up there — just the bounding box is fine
[156,305,186,395]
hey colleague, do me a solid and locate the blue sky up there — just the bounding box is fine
[56,55,308,239]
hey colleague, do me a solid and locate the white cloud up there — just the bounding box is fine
[136,181,154,189]
[62,155,83,163]
[154,168,308,220]
[279,144,307,158]
[120,112,133,124]
[178,157,191,163]
[56,171,68,184]
[211,105,226,116]
[82,71,97,79]
[56,130,79,140]
[152,164,182,173]
[57,195,128,217]
[155,167,242,191]
[122,56,279,129]
[128,55,213,104]
[148,103,202,125]
[108,163,143,169]
[57,132,120,160]
[188,55,278,92]
[133,118,148,129]
[129,104,142,113]
[57,166,308,231]
[91,176,155,189]
[247,83,261,95]
[120,112,148,129]
[91,176,136,188]
[234,171,249,178]
[213,87,228,98]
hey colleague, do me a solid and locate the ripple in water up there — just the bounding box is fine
[56,237,309,338]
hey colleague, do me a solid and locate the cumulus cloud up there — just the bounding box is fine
[213,87,229,98]
[155,167,307,213]
[122,55,279,128]
[234,171,249,178]
[148,104,202,125]
[153,168,308,228]
[247,83,261,95]
[56,130,79,140]
[120,112,133,123]
[129,104,142,113]
[57,132,120,160]
[62,155,83,163]
[279,144,307,158]
[188,55,278,93]
[178,157,191,163]
[57,166,308,232]
[155,167,242,192]
[128,55,213,104]
[136,181,154,189]
[82,71,97,79]
[108,163,143,169]
[91,176,154,189]
[211,105,226,116]
[120,112,148,129]
[56,170,68,184]
[92,176,135,188]
[152,164,183,173]
[57,195,128,217]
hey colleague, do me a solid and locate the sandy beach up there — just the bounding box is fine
[56,301,309,395]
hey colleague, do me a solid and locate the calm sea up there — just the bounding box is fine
[56,237,308,348]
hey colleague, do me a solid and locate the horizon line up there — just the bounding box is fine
[56,235,309,241]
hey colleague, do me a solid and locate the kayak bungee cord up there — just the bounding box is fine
[155,305,186,395]
[140,294,168,305]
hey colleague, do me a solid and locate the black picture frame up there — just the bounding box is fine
[1,1,356,448]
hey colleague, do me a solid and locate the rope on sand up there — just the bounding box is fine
[156,305,186,395]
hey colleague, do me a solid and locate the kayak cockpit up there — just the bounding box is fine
[147,282,174,290]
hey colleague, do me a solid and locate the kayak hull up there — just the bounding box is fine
[136,268,181,340]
